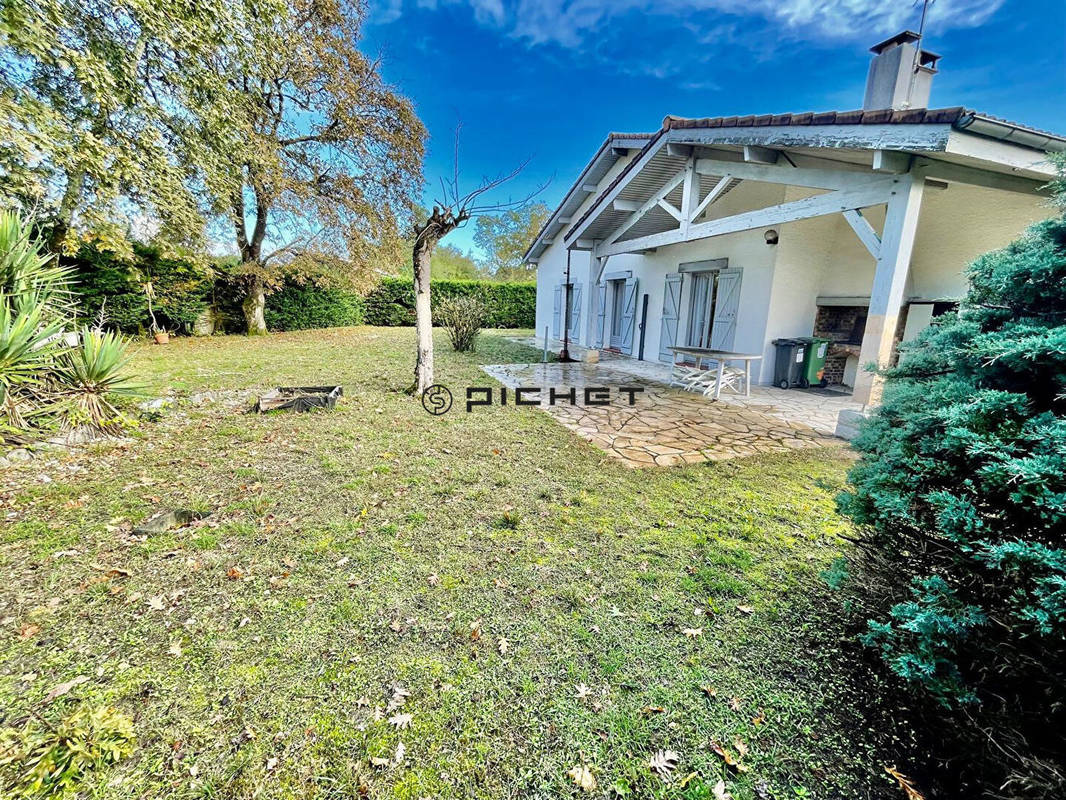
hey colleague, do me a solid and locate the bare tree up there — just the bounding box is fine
[410,128,544,394]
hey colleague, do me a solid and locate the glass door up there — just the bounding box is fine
[609,279,625,348]
[686,272,718,348]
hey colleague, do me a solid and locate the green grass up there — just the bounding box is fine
[0,326,909,799]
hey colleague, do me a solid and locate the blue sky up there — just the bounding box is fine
[362,0,1066,257]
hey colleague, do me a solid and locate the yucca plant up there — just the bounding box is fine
[52,328,142,432]
[0,300,63,430]
[0,211,143,442]
[0,211,76,320]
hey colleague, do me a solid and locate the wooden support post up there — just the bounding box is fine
[680,155,700,235]
[853,175,925,406]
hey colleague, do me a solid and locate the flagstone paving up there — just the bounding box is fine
[482,361,847,467]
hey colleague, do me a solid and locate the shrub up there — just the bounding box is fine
[264,281,365,331]
[838,162,1066,795]
[0,705,135,798]
[436,295,488,352]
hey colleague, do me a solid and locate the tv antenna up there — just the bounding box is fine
[906,0,935,107]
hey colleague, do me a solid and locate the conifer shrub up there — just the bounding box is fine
[838,160,1066,796]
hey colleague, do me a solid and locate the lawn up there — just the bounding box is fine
[0,327,913,799]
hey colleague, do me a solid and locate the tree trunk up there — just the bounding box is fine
[243,277,267,335]
[412,239,434,394]
[48,165,86,255]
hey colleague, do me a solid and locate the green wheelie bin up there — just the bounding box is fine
[798,337,830,388]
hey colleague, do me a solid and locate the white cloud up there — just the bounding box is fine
[374,0,1003,45]
[370,0,1005,84]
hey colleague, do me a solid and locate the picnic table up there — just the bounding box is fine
[667,346,763,400]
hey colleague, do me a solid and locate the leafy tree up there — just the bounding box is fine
[473,202,549,281]
[0,0,233,254]
[198,0,424,334]
[428,244,482,280]
[838,161,1066,795]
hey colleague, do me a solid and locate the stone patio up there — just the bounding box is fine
[482,355,861,467]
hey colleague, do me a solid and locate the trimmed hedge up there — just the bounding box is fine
[265,283,365,331]
[71,248,535,334]
[69,243,214,334]
[364,278,534,328]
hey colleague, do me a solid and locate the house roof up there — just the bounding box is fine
[521,132,655,263]
[523,106,1064,262]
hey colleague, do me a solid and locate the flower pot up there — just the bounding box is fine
[153,331,170,345]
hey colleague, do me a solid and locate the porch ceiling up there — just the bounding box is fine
[573,147,743,244]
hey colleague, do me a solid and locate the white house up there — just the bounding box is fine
[525,32,1064,405]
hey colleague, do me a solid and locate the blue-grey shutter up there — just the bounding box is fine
[568,283,582,339]
[709,269,742,351]
[658,273,682,361]
[620,277,638,355]
[552,285,562,338]
[593,284,606,348]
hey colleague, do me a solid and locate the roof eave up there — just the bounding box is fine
[955,112,1066,153]
[522,133,654,263]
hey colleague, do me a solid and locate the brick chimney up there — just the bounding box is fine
[863,31,941,111]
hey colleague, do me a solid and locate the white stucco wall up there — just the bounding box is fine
[633,188,783,367]
[534,154,638,346]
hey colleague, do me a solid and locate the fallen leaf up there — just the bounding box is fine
[568,764,597,792]
[884,765,926,800]
[575,683,592,699]
[45,675,89,701]
[713,779,735,800]
[386,685,410,712]
[498,637,510,655]
[393,740,406,765]
[733,737,749,757]
[729,697,742,711]
[226,566,244,580]
[700,685,718,698]
[427,573,440,586]
[17,623,40,640]
[750,708,767,726]
[469,618,482,641]
[682,627,703,638]
[90,564,130,578]
[640,706,666,716]
[168,640,183,657]
[370,756,391,768]
[266,756,278,771]
[335,556,350,567]
[649,749,679,781]
[735,605,754,615]
[388,713,412,729]
[710,740,748,772]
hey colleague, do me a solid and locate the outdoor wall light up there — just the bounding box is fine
[764,229,779,245]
